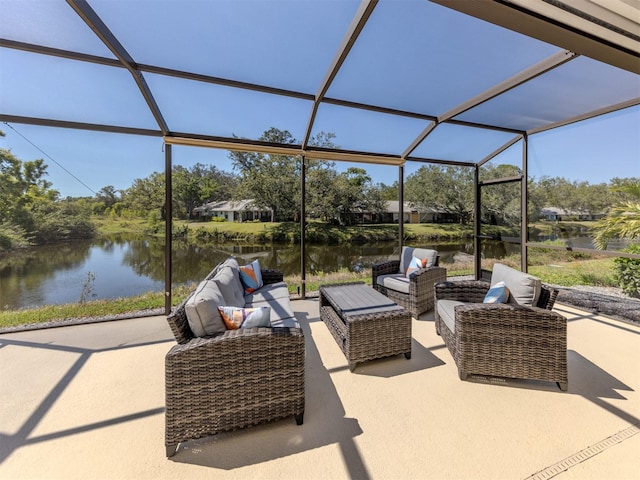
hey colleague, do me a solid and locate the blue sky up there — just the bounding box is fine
[2,105,638,198]
[0,0,638,197]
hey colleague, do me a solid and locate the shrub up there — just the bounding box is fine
[271,229,288,243]
[613,244,640,298]
[31,212,96,244]
[110,202,125,217]
[172,224,188,238]
[148,210,161,223]
[0,224,31,251]
[255,229,269,243]
[0,232,10,251]
[92,203,107,215]
[193,227,209,240]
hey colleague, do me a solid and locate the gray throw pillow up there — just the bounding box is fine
[184,280,227,337]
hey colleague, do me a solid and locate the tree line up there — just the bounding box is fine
[97,128,385,226]
[110,128,639,227]
[1,127,638,251]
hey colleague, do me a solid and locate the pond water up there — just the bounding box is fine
[0,237,477,310]
[1,230,621,310]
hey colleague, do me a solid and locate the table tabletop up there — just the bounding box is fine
[320,283,405,318]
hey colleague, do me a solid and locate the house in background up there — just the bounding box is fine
[379,201,457,224]
[341,201,458,224]
[193,199,272,222]
[194,199,458,224]
[541,207,604,221]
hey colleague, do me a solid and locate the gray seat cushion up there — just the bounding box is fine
[376,273,410,294]
[243,281,290,304]
[269,316,301,328]
[436,299,466,334]
[246,293,296,322]
[490,263,541,307]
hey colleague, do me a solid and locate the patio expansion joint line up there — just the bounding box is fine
[524,422,640,480]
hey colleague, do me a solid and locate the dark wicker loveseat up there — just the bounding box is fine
[434,264,568,391]
[165,264,305,457]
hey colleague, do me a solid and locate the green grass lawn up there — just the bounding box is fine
[176,219,282,234]
[93,216,151,235]
[95,216,473,242]
[530,257,617,287]
[0,286,193,329]
[93,216,597,247]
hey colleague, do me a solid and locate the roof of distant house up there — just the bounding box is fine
[194,199,272,212]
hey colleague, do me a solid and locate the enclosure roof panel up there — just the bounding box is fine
[326,0,563,117]
[145,72,313,142]
[311,103,432,156]
[410,124,521,164]
[0,0,115,57]
[89,0,360,94]
[0,48,158,129]
[0,0,638,167]
[456,56,640,132]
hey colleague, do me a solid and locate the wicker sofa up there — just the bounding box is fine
[165,258,305,457]
[372,246,447,317]
[434,263,567,390]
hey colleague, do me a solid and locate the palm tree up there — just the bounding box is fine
[593,180,640,250]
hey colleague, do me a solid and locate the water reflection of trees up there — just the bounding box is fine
[3,237,488,311]
[0,241,92,309]
[119,238,403,282]
[122,238,262,284]
[167,241,476,279]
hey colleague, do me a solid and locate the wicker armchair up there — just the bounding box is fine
[165,266,305,457]
[372,246,447,317]
[434,265,567,391]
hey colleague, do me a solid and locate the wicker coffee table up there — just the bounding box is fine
[319,282,412,371]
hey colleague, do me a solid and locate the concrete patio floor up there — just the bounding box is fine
[1,299,639,480]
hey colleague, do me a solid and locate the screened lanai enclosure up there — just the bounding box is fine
[1,0,639,313]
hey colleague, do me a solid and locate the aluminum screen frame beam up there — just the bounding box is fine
[164,135,406,166]
[521,133,529,273]
[0,114,163,138]
[527,97,640,135]
[302,0,378,149]
[432,0,640,74]
[438,50,578,122]
[164,144,172,314]
[300,156,307,299]
[402,50,576,160]
[0,35,572,158]
[477,135,523,168]
[0,38,121,68]
[67,0,169,135]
